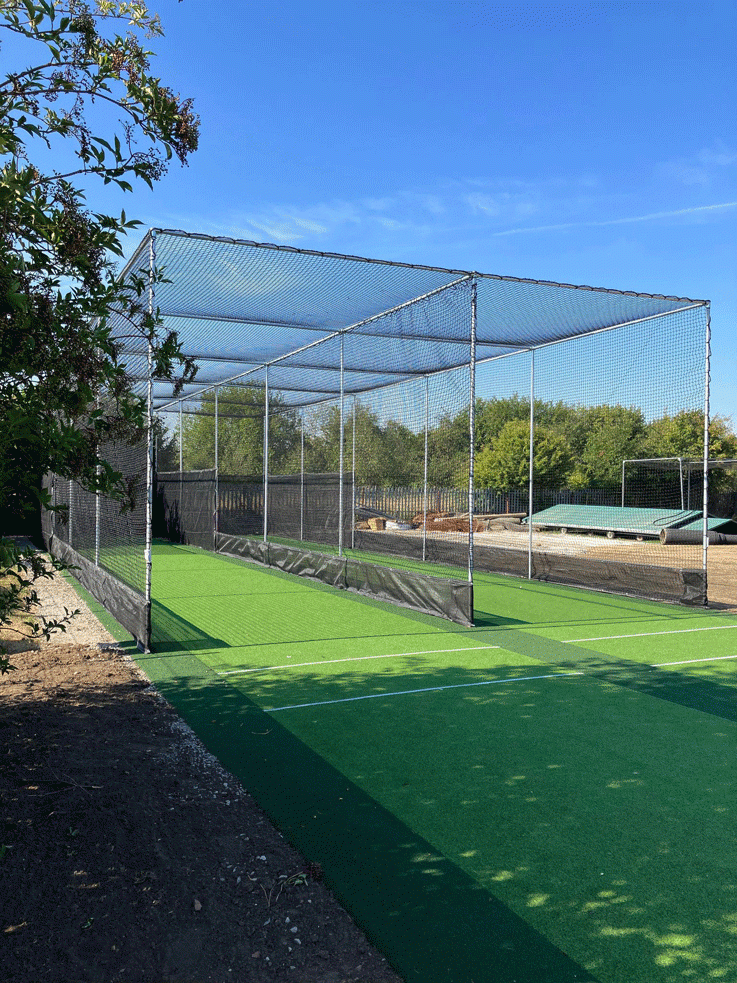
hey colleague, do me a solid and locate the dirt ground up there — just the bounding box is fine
[0,570,403,983]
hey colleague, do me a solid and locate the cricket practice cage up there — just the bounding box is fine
[42,230,714,650]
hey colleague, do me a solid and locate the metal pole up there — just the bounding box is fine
[300,409,305,543]
[703,304,711,604]
[351,397,356,550]
[179,398,183,540]
[214,386,219,542]
[423,375,429,563]
[338,336,345,557]
[95,465,101,566]
[679,457,684,510]
[528,348,535,580]
[468,280,477,586]
[263,368,269,544]
[621,460,626,508]
[94,388,101,565]
[145,230,155,651]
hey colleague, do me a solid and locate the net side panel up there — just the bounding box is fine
[217,473,353,546]
[215,532,473,626]
[41,436,149,646]
[47,538,149,644]
[466,305,709,605]
[156,470,216,549]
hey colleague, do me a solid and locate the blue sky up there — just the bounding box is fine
[11,0,737,420]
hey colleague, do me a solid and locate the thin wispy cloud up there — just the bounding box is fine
[144,173,737,256]
[698,147,737,167]
[658,143,737,187]
[493,201,737,237]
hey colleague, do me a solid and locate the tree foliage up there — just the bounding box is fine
[565,405,646,489]
[0,0,200,669]
[177,396,428,486]
[180,387,301,477]
[645,410,737,460]
[305,404,424,485]
[175,389,737,502]
[475,419,573,491]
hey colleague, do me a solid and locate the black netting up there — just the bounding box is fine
[42,436,149,646]
[103,229,720,620]
[155,470,216,549]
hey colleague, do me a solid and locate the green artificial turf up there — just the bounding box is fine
[136,542,737,983]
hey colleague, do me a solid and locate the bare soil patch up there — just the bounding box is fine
[0,573,403,982]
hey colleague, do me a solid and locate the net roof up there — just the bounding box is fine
[113,228,707,411]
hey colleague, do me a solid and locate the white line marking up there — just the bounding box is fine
[565,624,737,643]
[652,655,737,667]
[266,671,583,712]
[217,645,500,677]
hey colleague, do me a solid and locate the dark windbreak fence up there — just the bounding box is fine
[217,472,353,546]
[359,482,734,530]
[155,470,216,550]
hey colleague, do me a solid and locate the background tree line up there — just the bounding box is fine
[165,387,737,493]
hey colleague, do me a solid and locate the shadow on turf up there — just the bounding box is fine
[493,628,737,724]
[150,600,228,653]
[136,652,600,983]
[133,646,737,983]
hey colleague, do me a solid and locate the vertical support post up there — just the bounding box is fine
[702,303,711,605]
[178,398,183,540]
[468,280,477,587]
[338,335,345,557]
[621,460,626,508]
[300,409,305,543]
[214,385,219,543]
[95,464,101,566]
[145,230,155,651]
[423,375,429,563]
[68,479,73,547]
[263,368,269,544]
[94,388,100,566]
[679,457,684,510]
[528,347,535,580]
[351,396,356,550]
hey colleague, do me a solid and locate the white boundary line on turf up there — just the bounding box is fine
[266,671,583,712]
[564,624,737,643]
[652,655,737,667]
[217,645,501,677]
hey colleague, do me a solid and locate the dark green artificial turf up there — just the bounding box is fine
[136,542,737,983]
